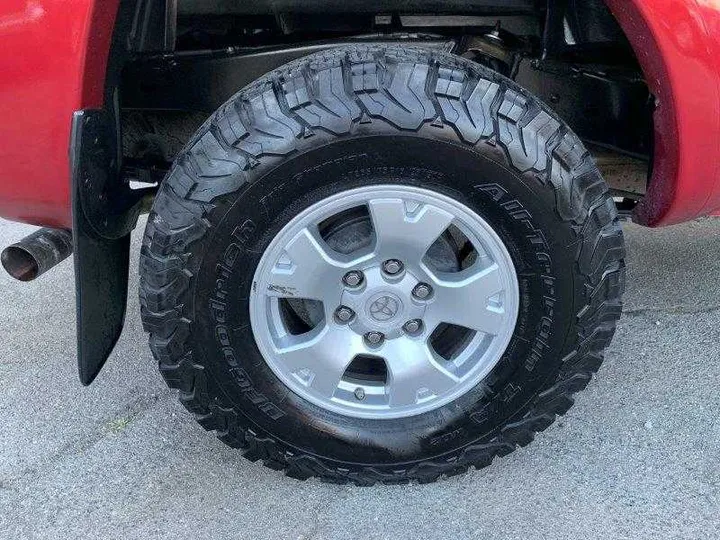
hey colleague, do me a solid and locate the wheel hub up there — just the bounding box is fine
[341,266,426,339]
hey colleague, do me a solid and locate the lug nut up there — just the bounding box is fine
[354,387,366,400]
[412,283,433,300]
[343,270,364,287]
[335,306,355,323]
[364,331,385,346]
[382,259,404,275]
[403,319,423,334]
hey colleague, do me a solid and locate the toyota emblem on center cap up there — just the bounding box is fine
[369,295,400,322]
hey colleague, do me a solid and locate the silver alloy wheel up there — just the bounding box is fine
[249,185,519,419]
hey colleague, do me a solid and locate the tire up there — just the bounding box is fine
[139,45,625,484]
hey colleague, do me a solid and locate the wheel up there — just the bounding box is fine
[139,45,625,484]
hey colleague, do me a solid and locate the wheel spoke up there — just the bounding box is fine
[368,198,454,263]
[426,264,507,335]
[382,339,459,407]
[275,325,361,399]
[265,228,345,301]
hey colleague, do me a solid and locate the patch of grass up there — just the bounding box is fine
[106,416,132,433]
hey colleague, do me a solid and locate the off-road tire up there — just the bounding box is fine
[139,45,625,484]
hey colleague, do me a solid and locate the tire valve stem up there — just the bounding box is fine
[354,387,366,401]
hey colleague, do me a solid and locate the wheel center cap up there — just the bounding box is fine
[341,266,426,337]
[366,292,403,322]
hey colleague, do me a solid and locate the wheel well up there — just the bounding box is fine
[118,0,652,201]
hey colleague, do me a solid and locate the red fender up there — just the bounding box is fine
[0,0,118,228]
[605,0,720,226]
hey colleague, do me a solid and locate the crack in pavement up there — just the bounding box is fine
[0,389,171,493]
[623,305,720,316]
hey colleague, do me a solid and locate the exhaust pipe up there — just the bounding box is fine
[1,228,73,281]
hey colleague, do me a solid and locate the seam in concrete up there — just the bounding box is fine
[623,305,720,316]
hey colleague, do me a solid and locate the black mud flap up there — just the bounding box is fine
[70,110,147,385]
[73,216,131,385]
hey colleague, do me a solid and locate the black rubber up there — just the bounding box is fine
[139,45,625,484]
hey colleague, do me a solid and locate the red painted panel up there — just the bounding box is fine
[605,0,720,226]
[0,0,118,228]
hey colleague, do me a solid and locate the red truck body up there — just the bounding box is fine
[1,0,720,229]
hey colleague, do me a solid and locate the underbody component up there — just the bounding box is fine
[122,38,455,112]
[593,147,648,198]
[122,42,649,162]
[514,59,651,157]
[176,0,538,15]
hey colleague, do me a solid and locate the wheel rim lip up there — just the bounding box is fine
[249,185,520,420]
